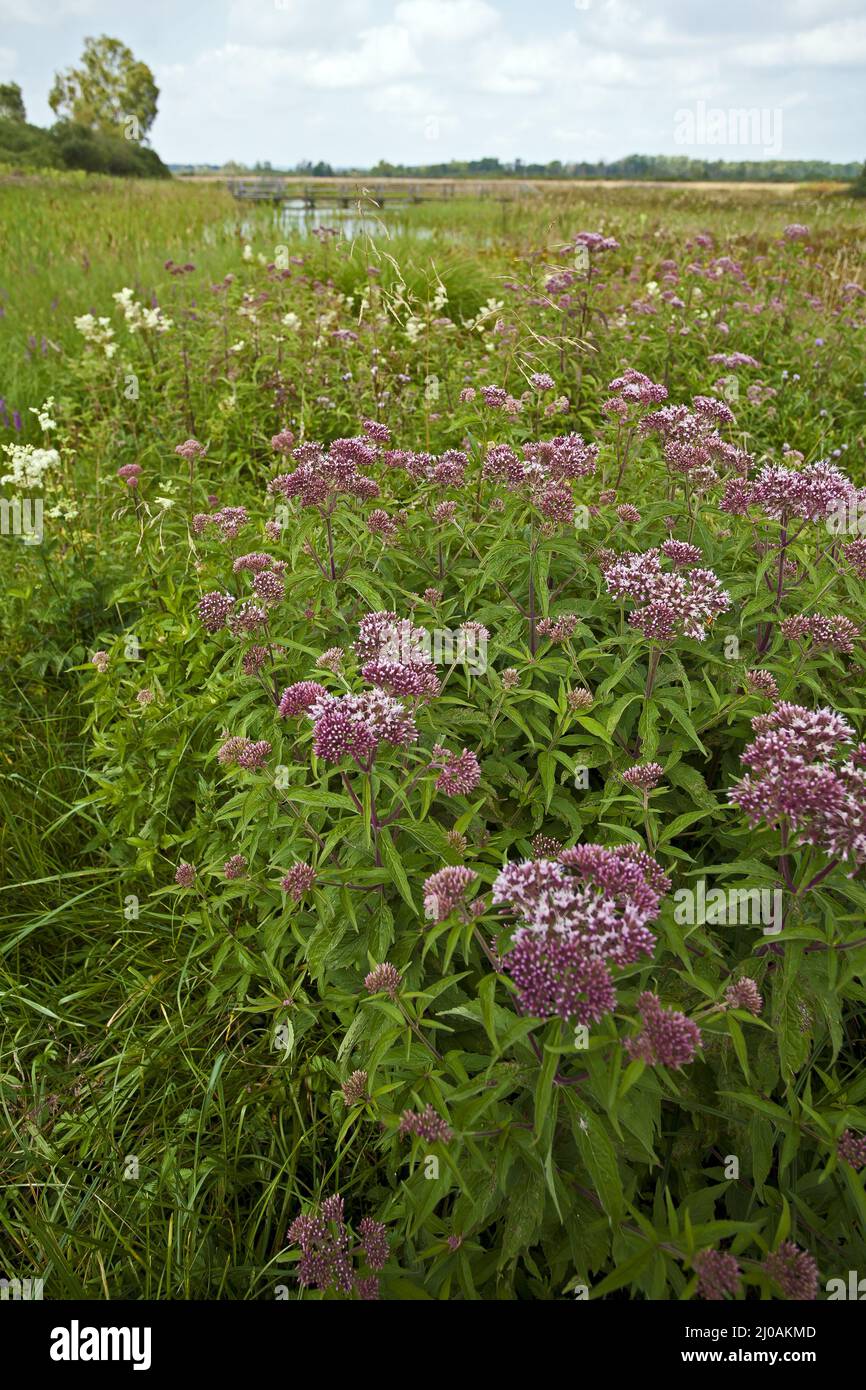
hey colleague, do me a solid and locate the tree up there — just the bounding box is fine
[49,35,158,140]
[0,81,26,122]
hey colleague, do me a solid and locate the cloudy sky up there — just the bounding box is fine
[1,0,864,166]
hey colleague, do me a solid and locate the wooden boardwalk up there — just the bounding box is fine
[226,177,522,207]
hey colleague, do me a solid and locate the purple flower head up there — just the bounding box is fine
[625,992,701,1068]
[729,702,866,867]
[692,1249,741,1301]
[423,865,477,922]
[278,681,327,718]
[399,1105,452,1143]
[198,591,236,632]
[223,854,248,880]
[604,548,729,643]
[175,438,206,461]
[762,1242,818,1300]
[281,863,317,901]
[622,762,664,791]
[433,745,481,796]
[364,962,402,997]
[724,977,763,1015]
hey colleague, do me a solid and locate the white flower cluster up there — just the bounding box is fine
[1,442,61,490]
[74,314,117,358]
[113,287,173,334]
[30,396,57,431]
[281,311,301,331]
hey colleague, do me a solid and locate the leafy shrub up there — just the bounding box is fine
[3,207,865,1300]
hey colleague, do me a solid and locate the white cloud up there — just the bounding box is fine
[303,24,421,89]
[733,17,866,67]
[394,0,499,43]
[0,0,95,21]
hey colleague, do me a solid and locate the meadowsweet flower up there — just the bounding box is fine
[399,1105,452,1143]
[175,862,196,887]
[622,762,664,790]
[625,992,701,1067]
[74,312,116,357]
[423,866,476,922]
[725,977,763,1015]
[433,745,481,795]
[1,443,60,489]
[281,863,317,901]
[224,854,247,880]
[837,1130,866,1170]
[341,1070,368,1106]
[762,1242,818,1300]
[364,962,402,997]
[693,1249,741,1301]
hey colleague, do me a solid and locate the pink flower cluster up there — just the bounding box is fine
[720,459,856,523]
[641,395,750,488]
[492,844,670,1022]
[268,436,380,510]
[624,991,701,1068]
[729,702,866,867]
[286,1193,389,1299]
[603,547,730,642]
[602,368,668,419]
[780,613,861,655]
[423,865,477,922]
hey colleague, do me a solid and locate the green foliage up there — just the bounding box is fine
[48,34,159,139]
[1,182,865,1301]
